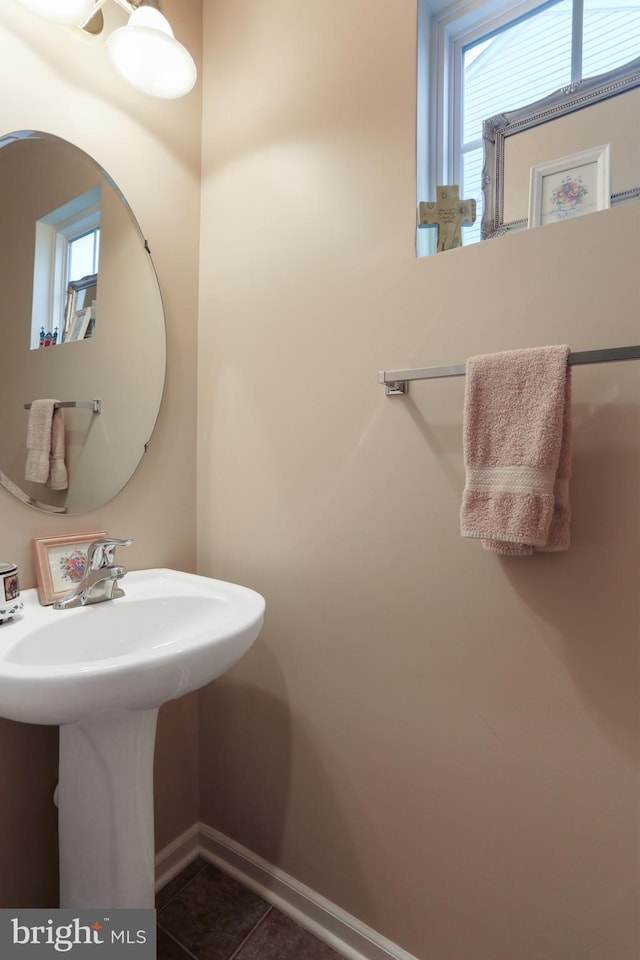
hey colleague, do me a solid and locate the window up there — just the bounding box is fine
[67,227,100,288]
[30,185,101,348]
[417,0,640,255]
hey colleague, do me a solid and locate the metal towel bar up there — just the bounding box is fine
[379,345,640,395]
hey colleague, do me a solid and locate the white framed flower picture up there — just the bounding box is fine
[528,145,610,228]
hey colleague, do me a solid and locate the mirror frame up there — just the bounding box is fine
[481,56,640,240]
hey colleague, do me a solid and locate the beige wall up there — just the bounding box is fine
[197,3,639,959]
[0,0,201,905]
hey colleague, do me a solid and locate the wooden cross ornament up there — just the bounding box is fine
[418,185,476,252]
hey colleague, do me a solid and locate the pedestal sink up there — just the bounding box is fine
[0,568,265,909]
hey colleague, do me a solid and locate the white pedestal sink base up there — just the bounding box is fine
[58,708,158,908]
[0,570,265,906]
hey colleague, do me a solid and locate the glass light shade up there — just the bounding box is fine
[106,6,197,99]
[13,0,96,25]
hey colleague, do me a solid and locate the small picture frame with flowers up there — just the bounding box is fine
[528,144,610,228]
[32,532,106,606]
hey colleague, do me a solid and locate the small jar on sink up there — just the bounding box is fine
[0,563,23,623]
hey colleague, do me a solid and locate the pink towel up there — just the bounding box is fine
[25,400,68,490]
[48,407,68,490]
[460,346,572,555]
[25,400,55,484]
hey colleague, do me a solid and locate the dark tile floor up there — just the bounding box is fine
[156,858,344,960]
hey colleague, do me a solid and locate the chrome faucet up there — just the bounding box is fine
[53,537,133,610]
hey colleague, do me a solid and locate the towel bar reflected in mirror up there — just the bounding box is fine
[24,400,102,413]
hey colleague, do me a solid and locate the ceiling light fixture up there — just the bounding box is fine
[106,2,196,99]
[12,0,197,99]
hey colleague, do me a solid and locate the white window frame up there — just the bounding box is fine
[417,0,579,256]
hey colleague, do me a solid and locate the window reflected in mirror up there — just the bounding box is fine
[30,184,100,349]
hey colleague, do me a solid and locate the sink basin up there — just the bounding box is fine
[0,568,265,909]
[0,568,265,725]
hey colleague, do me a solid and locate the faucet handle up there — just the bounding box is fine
[87,537,133,570]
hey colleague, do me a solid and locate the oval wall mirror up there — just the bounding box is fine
[0,130,166,515]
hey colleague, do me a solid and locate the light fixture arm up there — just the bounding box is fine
[77,0,164,32]
[80,0,161,24]
[110,0,162,13]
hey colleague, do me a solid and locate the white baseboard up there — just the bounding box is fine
[156,822,420,960]
[154,822,200,892]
